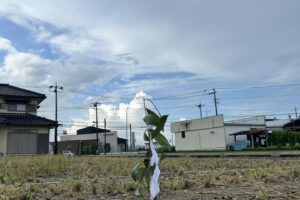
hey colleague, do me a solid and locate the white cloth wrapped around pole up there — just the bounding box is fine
[150,140,160,199]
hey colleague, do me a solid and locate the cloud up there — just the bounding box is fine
[0,37,120,89]
[7,14,52,41]
[0,37,17,53]
[1,0,299,82]
[65,91,157,145]
[0,51,53,85]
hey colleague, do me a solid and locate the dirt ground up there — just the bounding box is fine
[1,156,300,200]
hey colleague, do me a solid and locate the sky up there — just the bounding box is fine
[0,0,300,145]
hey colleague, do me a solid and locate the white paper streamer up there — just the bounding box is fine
[150,140,160,199]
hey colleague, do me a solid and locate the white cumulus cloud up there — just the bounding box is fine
[0,37,17,53]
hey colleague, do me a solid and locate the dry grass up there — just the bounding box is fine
[0,156,300,199]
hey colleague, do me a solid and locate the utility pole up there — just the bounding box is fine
[92,102,101,154]
[295,107,298,118]
[129,123,132,151]
[104,118,107,155]
[132,131,135,151]
[209,89,218,116]
[49,82,63,155]
[197,103,204,118]
[125,106,129,152]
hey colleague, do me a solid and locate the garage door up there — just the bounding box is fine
[7,129,38,154]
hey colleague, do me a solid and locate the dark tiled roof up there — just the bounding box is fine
[117,137,127,144]
[0,113,57,127]
[77,126,111,135]
[0,84,46,99]
[283,118,300,131]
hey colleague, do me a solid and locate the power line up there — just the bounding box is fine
[151,89,208,100]
[216,82,300,91]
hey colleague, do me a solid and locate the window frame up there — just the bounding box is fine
[181,131,186,138]
[7,103,29,112]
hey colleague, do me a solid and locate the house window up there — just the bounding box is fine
[181,131,185,138]
[7,103,26,111]
[8,129,38,134]
[26,104,37,112]
[0,103,7,109]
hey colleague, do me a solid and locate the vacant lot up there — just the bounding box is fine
[0,156,300,199]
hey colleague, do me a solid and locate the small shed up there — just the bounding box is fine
[229,128,268,149]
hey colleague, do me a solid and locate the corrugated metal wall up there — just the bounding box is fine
[7,131,37,154]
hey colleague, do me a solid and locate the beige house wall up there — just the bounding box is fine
[0,127,8,154]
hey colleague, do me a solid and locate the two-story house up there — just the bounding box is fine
[0,84,56,155]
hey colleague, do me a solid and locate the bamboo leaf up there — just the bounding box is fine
[143,114,158,126]
[131,163,141,182]
[143,132,149,141]
[154,133,170,147]
[137,167,145,183]
[144,167,151,186]
[146,108,159,118]
[157,115,168,132]
[144,158,150,167]
[149,129,160,139]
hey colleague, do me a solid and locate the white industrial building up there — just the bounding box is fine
[58,126,127,154]
[171,115,266,151]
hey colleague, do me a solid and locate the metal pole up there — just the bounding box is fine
[213,89,218,116]
[209,89,218,116]
[92,102,101,154]
[198,104,204,118]
[129,123,132,151]
[104,118,107,155]
[295,107,298,118]
[96,104,98,154]
[54,82,58,155]
[50,82,63,155]
[125,106,128,151]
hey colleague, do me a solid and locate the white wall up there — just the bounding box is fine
[171,115,224,133]
[174,126,226,151]
[171,115,226,151]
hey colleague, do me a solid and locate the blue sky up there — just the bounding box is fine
[0,0,300,144]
